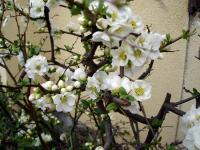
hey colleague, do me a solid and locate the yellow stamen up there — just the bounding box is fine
[134,49,142,58]
[135,87,145,96]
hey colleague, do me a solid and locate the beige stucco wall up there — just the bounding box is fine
[176,12,200,139]
[1,0,196,144]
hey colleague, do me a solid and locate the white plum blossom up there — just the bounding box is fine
[72,68,87,81]
[125,60,143,77]
[29,0,45,18]
[111,42,132,67]
[121,77,132,93]
[183,125,200,150]
[56,67,73,84]
[34,95,55,111]
[142,32,166,60]
[25,55,48,79]
[53,93,76,113]
[104,75,122,91]
[90,1,144,47]
[86,76,101,100]
[86,71,109,99]
[181,106,200,133]
[92,71,108,90]
[92,31,112,47]
[108,24,132,39]
[129,48,148,66]
[130,80,152,101]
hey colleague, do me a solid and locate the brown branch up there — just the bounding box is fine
[144,93,171,146]
[138,60,154,80]
[171,93,200,107]
[97,100,115,150]
[44,6,55,62]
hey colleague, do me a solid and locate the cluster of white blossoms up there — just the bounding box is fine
[181,106,200,150]
[86,71,151,113]
[87,0,165,77]
[25,55,49,79]
[29,0,63,18]
[28,66,87,113]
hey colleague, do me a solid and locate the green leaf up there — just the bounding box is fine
[106,102,118,111]
[81,99,90,108]
[119,87,127,97]
[28,44,41,57]
[70,5,82,16]
[19,78,30,86]
[193,88,200,96]
[126,95,135,101]
[151,118,163,127]
[166,145,176,150]
[83,0,91,8]
[182,29,196,40]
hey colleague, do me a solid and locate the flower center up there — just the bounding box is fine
[138,38,145,46]
[36,7,42,13]
[131,20,137,29]
[135,87,144,96]
[119,51,127,61]
[134,49,142,58]
[35,64,41,71]
[61,96,68,103]
[111,12,118,21]
[89,87,98,96]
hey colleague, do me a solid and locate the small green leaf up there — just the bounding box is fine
[151,118,163,127]
[119,87,128,97]
[70,5,82,16]
[81,99,90,107]
[193,88,200,96]
[19,78,30,86]
[166,145,176,150]
[106,102,118,111]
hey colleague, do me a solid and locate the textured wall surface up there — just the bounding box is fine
[176,12,200,139]
[1,0,196,144]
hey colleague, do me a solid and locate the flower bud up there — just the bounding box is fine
[73,55,79,60]
[58,80,65,88]
[61,88,67,93]
[66,85,73,91]
[29,94,35,101]
[74,81,81,88]
[52,85,59,91]
[80,74,87,81]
